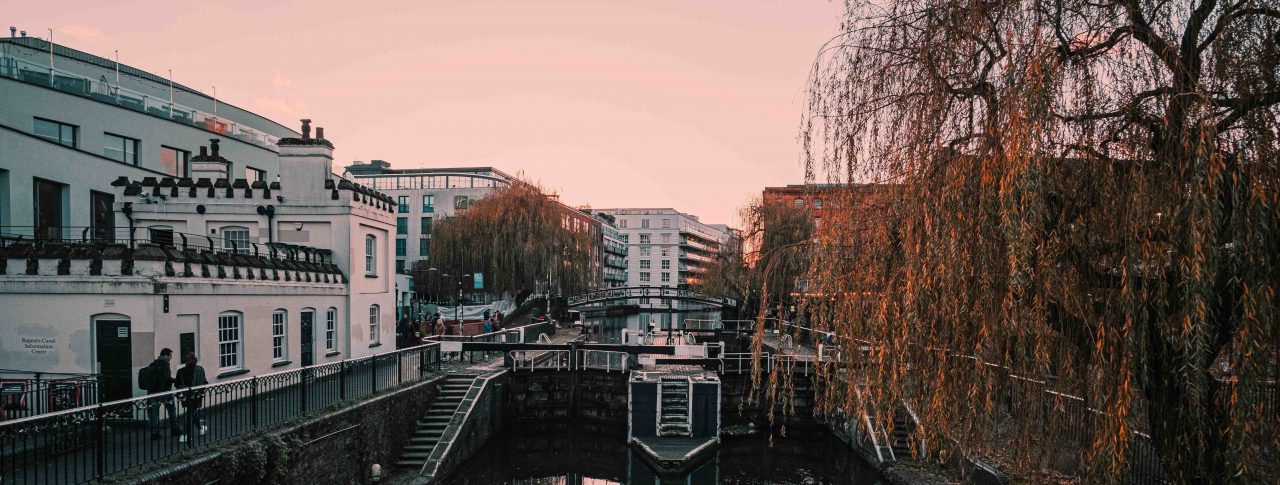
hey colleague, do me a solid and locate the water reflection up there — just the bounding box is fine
[442,421,883,485]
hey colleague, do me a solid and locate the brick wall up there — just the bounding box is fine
[123,375,445,484]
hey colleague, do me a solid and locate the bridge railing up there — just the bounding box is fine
[565,286,735,307]
[508,350,571,372]
[0,342,441,484]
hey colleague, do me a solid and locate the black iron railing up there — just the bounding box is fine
[0,343,440,484]
[0,372,100,421]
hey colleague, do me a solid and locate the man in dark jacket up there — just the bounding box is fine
[145,348,179,439]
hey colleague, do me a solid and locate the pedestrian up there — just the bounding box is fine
[433,313,444,335]
[483,317,493,334]
[141,348,179,440]
[397,315,411,347]
[483,308,491,322]
[174,351,208,443]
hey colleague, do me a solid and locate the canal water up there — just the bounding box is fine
[440,421,884,484]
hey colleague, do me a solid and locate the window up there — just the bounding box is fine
[422,195,434,212]
[641,219,650,228]
[33,178,66,240]
[662,218,671,229]
[365,234,377,276]
[421,217,432,234]
[325,308,338,352]
[272,310,288,362]
[148,225,174,247]
[621,234,629,243]
[369,305,381,343]
[396,260,405,273]
[639,233,650,244]
[246,167,265,183]
[419,237,430,256]
[660,247,669,257]
[639,260,651,269]
[160,146,189,177]
[661,260,670,269]
[814,198,824,209]
[454,196,469,210]
[217,312,242,370]
[397,217,408,235]
[793,198,806,208]
[33,117,76,147]
[661,272,670,282]
[396,238,407,256]
[639,272,650,282]
[103,133,139,165]
[619,219,627,229]
[661,233,671,243]
[639,246,651,257]
[90,191,114,242]
[398,196,409,213]
[222,226,250,253]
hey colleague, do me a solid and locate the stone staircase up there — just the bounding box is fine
[890,406,915,458]
[396,374,477,468]
[658,376,692,437]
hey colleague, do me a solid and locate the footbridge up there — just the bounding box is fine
[565,286,735,309]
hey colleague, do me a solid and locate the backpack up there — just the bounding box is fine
[138,363,158,391]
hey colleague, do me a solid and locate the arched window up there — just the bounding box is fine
[369,305,381,344]
[271,309,288,362]
[793,198,805,208]
[813,198,823,209]
[325,307,339,353]
[223,226,251,254]
[217,311,243,370]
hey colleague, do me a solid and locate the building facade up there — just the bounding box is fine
[596,208,731,294]
[0,34,300,241]
[343,160,517,274]
[0,121,398,402]
[594,212,627,288]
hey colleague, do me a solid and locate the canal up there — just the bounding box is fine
[440,421,884,484]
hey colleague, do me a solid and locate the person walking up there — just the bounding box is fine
[483,308,491,323]
[174,351,208,443]
[142,348,179,439]
[482,317,493,335]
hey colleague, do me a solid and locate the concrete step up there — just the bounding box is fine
[396,460,426,468]
[408,435,440,443]
[401,451,432,460]
[402,444,435,453]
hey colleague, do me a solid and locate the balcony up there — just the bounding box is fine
[0,54,280,150]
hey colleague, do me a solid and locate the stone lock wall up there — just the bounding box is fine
[507,370,630,422]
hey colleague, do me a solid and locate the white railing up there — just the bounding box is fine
[577,350,630,372]
[509,350,570,371]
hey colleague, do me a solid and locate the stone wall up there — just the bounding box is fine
[117,376,444,484]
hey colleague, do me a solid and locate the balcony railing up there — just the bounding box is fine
[0,54,280,150]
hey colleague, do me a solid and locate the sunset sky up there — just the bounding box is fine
[9,0,844,226]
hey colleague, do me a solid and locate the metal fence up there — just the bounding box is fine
[577,350,630,372]
[0,343,440,484]
[0,373,100,421]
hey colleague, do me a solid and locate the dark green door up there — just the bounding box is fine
[300,311,315,366]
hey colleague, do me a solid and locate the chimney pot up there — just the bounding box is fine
[9,27,15,38]
[198,146,208,157]
[316,127,324,140]
[20,30,27,37]
[300,119,312,139]
[210,139,221,157]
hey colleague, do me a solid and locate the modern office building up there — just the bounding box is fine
[593,212,627,288]
[1,34,300,240]
[596,208,732,292]
[0,121,398,401]
[343,160,517,274]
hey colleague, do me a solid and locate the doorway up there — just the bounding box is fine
[95,320,132,402]
[90,191,115,242]
[300,310,315,367]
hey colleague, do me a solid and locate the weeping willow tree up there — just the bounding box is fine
[697,197,814,317]
[771,0,1279,482]
[425,182,597,298]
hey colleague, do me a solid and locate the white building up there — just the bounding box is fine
[0,30,399,405]
[343,161,517,275]
[1,34,299,240]
[596,208,731,293]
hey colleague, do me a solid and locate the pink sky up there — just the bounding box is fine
[11,0,843,226]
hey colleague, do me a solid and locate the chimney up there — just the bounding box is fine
[9,27,15,38]
[20,31,27,37]
[189,139,231,180]
[277,119,335,202]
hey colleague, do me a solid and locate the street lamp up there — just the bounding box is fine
[437,270,472,329]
